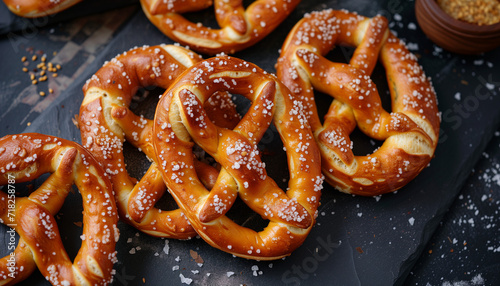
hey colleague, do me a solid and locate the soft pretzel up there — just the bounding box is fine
[276,9,440,196]
[0,133,119,285]
[140,0,301,55]
[79,44,240,239]
[2,0,81,18]
[152,56,324,260]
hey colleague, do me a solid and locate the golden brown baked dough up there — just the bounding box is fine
[277,10,440,196]
[0,133,119,285]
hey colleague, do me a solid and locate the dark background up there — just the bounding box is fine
[0,0,499,285]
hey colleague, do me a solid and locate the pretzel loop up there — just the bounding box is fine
[153,56,323,260]
[80,45,240,238]
[140,0,301,54]
[0,134,118,285]
[277,9,440,196]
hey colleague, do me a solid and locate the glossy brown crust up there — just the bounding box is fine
[140,0,301,55]
[153,56,324,260]
[79,45,240,239]
[276,9,440,196]
[2,0,81,18]
[0,133,119,285]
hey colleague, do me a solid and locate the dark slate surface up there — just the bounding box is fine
[406,128,500,286]
[0,0,499,285]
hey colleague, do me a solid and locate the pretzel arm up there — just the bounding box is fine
[212,131,312,228]
[141,208,193,236]
[170,89,239,223]
[16,200,75,285]
[382,34,440,143]
[0,187,36,285]
[0,192,9,225]
[214,0,247,35]
[245,0,299,37]
[127,164,166,223]
[246,179,312,229]
[156,13,234,49]
[142,0,213,15]
[317,101,356,165]
[111,105,156,159]
[198,168,238,223]
[347,15,389,74]
[232,81,275,145]
[27,148,77,215]
[0,237,37,285]
[2,0,82,18]
[192,158,219,189]
[294,49,386,137]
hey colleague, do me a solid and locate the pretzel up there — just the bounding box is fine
[140,0,301,55]
[276,9,440,196]
[152,56,324,260]
[2,0,81,18]
[0,133,119,285]
[79,44,240,239]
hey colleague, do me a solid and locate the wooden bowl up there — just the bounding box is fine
[415,0,500,54]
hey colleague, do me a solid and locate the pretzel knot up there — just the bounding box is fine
[153,56,324,260]
[0,134,119,285]
[2,0,81,17]
[140,0,301,55]
[277,9,440,196]
[79,44,240,239]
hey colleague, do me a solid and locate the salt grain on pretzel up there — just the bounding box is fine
[140,0,301,55]
[276,9,440,196]
[79,44,240,238]
[2,0,81,17]
[153,56,324,260]
[0,133,119,285]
